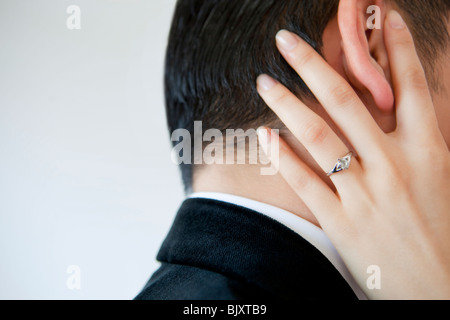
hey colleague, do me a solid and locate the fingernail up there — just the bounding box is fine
[257,74,277,91]
[276,30,299,52]
[257,127,271,153]
[388,10,405,29]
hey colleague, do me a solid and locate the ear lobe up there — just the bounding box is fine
[338,0,394,112]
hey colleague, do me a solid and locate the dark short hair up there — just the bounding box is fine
[164,0,450,192]
[393,0,450,89]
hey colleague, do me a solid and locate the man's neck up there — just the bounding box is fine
[192,164,321,228]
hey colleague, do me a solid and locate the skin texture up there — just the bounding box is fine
[256,11,450,300]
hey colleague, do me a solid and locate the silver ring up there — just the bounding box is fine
[327,152,354,177]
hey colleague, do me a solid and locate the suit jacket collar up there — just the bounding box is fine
[157,198,358,300]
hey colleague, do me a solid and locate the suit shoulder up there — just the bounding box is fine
[135,263,269,300]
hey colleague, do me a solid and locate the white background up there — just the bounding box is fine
[0,0,184,299]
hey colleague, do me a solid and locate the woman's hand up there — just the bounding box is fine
[256,10,450,300]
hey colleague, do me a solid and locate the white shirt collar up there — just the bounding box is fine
[188,192,367,300]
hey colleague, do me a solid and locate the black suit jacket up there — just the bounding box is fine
[135,198,358,300]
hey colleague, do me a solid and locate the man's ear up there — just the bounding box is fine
[338,0,394,112]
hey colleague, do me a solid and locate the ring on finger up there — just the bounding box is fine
[326,152,354,177]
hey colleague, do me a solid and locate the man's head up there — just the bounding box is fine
[165,0,450,194]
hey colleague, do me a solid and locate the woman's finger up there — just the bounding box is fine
[383,10,440,141]
[256,74,362,188]
[275,30,385,159]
